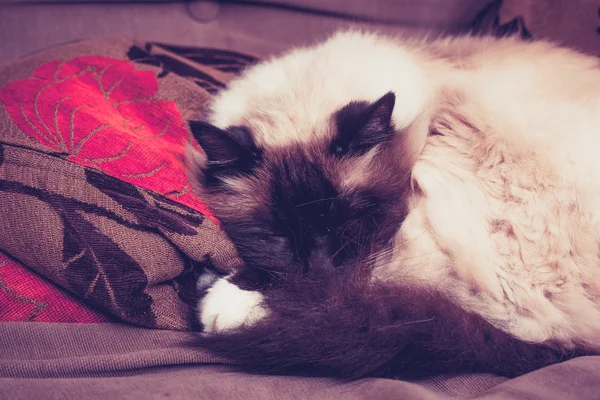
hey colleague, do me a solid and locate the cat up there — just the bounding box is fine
[185,30,600,379]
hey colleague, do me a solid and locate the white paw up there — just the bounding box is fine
[198,278,268,333]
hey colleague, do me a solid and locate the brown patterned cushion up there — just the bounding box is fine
[0,37,257,330]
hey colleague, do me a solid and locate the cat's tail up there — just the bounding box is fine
[194,277,579,379]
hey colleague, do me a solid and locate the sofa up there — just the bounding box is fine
[2,0,501,63]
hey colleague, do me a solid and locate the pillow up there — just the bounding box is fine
[0,37,258,330]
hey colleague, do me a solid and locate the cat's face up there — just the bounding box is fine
[188,92,416,330]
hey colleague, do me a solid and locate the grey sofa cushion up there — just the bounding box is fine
[223,0,491,28]
[500,0,600,56]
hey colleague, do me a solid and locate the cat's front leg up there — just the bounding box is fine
[197,275,268,333]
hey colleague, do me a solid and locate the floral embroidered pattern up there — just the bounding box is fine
[0,56,214,219]
[0,45,252,328]
[0,252,109,323]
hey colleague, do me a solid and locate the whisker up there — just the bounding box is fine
[330,242,350,259]
[295,196,341,208]
[369,212,382,231]
[287,226,302,260]
[340,234,362,246]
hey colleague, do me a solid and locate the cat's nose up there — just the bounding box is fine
[308,241,335,273]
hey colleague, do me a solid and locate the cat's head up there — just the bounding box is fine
[191,91,412,280]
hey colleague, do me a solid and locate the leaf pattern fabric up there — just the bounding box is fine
[127,43,258,95]
[0,56,212,218]
[0,38,248,330]
[0,252,109,323]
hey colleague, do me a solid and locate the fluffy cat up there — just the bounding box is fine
[186,30,600,379]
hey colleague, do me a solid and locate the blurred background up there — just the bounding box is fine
[1,0,598,64]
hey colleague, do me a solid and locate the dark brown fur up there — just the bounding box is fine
[199,271,575,379]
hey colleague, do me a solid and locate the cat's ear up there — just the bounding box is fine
[188,120,261,179]
[331,92,396,156]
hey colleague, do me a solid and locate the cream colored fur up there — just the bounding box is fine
[201,30,600,349]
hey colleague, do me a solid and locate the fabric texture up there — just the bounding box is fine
[0,252,109,322]
[223,0,490,26]
[1,322,600,400]
[0,37,254,330]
